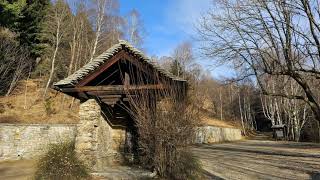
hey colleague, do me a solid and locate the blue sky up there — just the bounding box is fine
[119,0,234,79]
[119,0,205,55]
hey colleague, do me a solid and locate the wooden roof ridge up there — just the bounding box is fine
[53,40,186,88]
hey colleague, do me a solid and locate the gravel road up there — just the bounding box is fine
[193,140,320,180]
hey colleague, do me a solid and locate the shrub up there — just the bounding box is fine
[44,98,56,115]
[34,141,90,180]
[169,150,203,180]
[130,97,203,179]
[152,102,203,179]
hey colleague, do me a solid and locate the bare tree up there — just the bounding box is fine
[219,87,223,120]
[68,1,95,75]
[172,42,194,78]
[89,0,107,61]
[260,75,311,141]
[198,0,320,122]
[125,9,144,47]
[89,0,120,61]
[238,89,246,135]
[0,28,32,96]
[43,0,71,98]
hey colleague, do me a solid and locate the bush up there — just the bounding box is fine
[131,97,203,179]
[170,150,203,180]
[44,98,56,115]
[34,141,90,180]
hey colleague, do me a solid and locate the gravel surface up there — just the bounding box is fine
[1,139,320,180]
[193,140,320,180]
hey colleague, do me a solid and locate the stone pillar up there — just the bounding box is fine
[75,99,128,172]
[75,99,101,171]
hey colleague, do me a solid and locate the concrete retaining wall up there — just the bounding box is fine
[195,126,242,144]
[0,123,77,161]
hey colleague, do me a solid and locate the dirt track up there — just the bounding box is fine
[1,140,320,180]
[193,140,320,180]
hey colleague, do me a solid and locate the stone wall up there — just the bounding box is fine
[195,126,242,144]
[0,104,243,167]
[0,123,77,161]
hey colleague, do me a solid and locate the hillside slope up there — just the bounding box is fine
[0,79,237,128]
[200,115,239,128]
[0,79,79,124]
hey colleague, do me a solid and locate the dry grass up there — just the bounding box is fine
[0,79,79,124]
[200,115,240,128]
[0,79,240,128]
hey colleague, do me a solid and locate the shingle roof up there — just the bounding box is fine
[54,40,186,87]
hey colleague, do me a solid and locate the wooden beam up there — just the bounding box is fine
[86,91,120,96]
[99,95,122,98]
[102,101,117,106]
[101,98,119,102]
[122,52,172,83]
[124,72,130,86]
[96,69,119,86]
[61,84,164,93]
[77,50,126,86]
[121,53,153,76]
[122,97,129,101]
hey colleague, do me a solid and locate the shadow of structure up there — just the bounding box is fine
[311,172,320,180]
[100,102,139,165]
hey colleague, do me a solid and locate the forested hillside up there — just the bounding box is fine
[0,0,240,128]
[0,0,320,142]
[0,0,143,122]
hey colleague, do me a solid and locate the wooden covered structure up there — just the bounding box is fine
[53,40,187,107]
[52,41,187,168]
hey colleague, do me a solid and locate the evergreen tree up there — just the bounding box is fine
[17,0,50,59]
[0,0,26,29]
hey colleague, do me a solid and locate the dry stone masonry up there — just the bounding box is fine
[0,120,243,164]
[195,126,242,144]
[0,124,76,160]
[75,99,127,172]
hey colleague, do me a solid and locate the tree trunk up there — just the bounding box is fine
[44,23,60,99]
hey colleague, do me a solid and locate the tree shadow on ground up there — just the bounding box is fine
[237,141,320,150]
[202,170,225,180]
[198,144,320,158]
[193,142,320,180]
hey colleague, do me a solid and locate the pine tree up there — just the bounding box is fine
[17,0,50,59]
[0,0,26,29]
